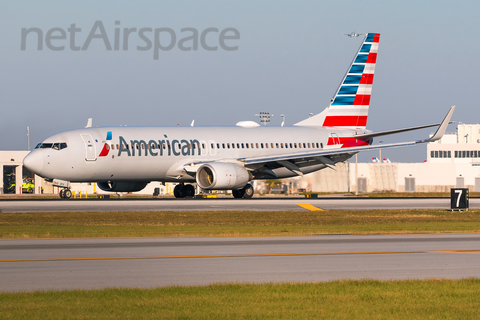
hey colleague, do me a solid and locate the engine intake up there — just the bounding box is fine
[196,163,251,190]
[97,181,149,192]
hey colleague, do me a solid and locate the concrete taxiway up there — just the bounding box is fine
[1,234,480,292]
[1,197,479,212]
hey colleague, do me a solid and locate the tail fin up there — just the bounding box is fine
[295,33,380,129]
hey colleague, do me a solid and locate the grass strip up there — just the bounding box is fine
[1,209,480,238]
[1,279,480,319]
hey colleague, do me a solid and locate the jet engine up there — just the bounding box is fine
[196,162,252,190]
[97,181,149,192]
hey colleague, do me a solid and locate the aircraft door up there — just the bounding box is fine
[208,140,216,156]
[330,133,341,145]
[80,134,97,161]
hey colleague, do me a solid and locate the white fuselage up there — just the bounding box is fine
[24,125,357,183]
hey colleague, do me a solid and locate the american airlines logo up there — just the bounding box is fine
[98,135,202,158]
[21,21,240,60]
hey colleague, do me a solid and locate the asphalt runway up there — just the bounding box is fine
[1,197,479,212]
[1,234,480,292]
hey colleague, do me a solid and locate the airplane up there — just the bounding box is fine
[344,32,363,38]
[23,33,455,199]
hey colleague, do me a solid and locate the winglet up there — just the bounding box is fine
[418,105,455,143]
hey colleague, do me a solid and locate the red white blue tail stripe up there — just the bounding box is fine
[323,33,380,129]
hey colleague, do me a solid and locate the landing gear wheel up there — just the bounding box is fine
[174,184,185,198]
[184,184,195,198]
[242,184,254,199]
[232,189,244,199]
[59,189,65,199]
[64,189,72,199]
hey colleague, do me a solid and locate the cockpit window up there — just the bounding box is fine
[53,143,68,150]
[36,142,67,150]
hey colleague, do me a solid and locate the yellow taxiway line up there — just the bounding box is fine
[2,250,480,263]
[297,203,324,211]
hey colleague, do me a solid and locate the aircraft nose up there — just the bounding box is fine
[23,151,44,174]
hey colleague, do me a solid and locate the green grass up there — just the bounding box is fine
[1,209,480,238]
[1,279,480,319]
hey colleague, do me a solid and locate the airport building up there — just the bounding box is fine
[2,124,480,195]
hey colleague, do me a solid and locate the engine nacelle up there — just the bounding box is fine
[97,181,149,192]
[196,162,251,190]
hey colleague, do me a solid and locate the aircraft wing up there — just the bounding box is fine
[353,106,455,140]
[240,106,455,177]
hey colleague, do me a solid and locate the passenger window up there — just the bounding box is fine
[227,143,230,149]
[276,143,279,148]
[265,143,268,148]
[303,143,306,148]
[241,143,244,148]
[308,143,311,148]
[222,143,225,149]
[256,143,259,148]
[237,143,240,148]
[289,143,293,148]
[281,143,284,148]
[320,143,323,148]
[211,143,214,149]
[246,144,249,149]
[251,143,254,148]
[217,143,220,149]
[116,144,119,150]
[271,143,274,148]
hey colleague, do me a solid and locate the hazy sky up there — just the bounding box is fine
[1,0,478,162]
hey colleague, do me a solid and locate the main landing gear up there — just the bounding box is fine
[173,183,195,198]
[173,183,254,199]
[232,184,254,199]
[59,188,72,199]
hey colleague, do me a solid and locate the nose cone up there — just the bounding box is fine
[23,151,44,175]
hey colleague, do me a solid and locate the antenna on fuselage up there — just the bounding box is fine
[280,114,285,127]
[191,120,195,127]
[85,118,93,128]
